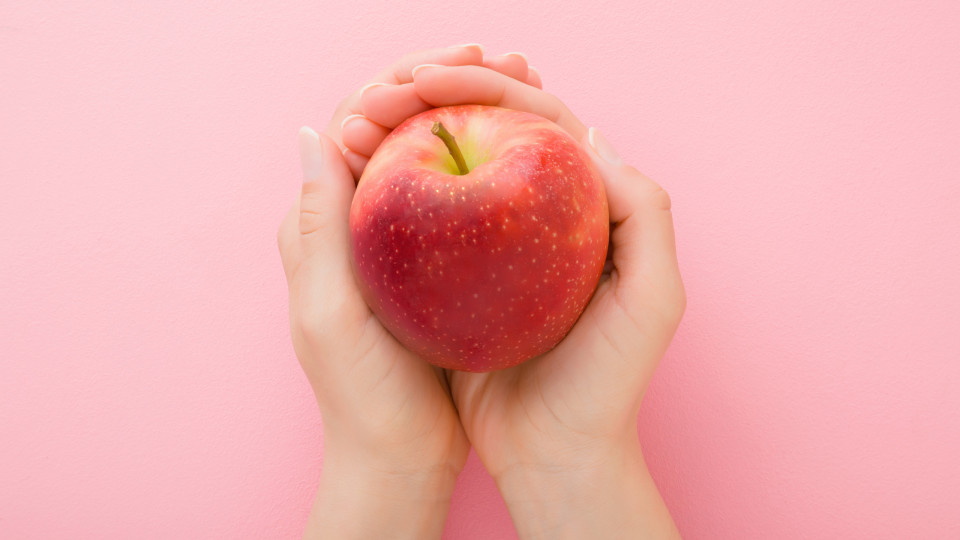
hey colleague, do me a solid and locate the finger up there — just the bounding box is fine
[277,201,301,284]
[360,56,539,131]
[297,127,355,254]
[293,127,370,352]
[412,64,587,140]
[359,83,432,130]
[583,127,685,328]
[481,52,529,83]
[326,45,485,145]
[343,50,539,166]
[525,65,542,89]
[372,44,485,85]
[340,114,391,157]
[343,149,369,181]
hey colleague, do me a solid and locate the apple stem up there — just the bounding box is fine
[431,122,470,175]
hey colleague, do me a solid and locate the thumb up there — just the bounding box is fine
[292,127,369,353]
[297,126,356,250]
[583,127,686,340]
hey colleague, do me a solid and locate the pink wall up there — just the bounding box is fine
[2,1,959,538]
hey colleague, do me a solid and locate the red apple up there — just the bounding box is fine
[349,105,608,372]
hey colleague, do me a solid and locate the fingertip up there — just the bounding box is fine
[581,129,609,179]
[503,51,529,63]
[582,127,638,222]
[359,82,390,103]
[587,127,624,167]
[526,65,542,88]
[582,128,680,287]
[299,125,319,140]
[482,53,528,83]
[449,43,485,66]
[451,42,485,55]
[458,43,485,65]
[303,131,358,192]
[412,63,444,78]
[359,82,388,114]
[298,126,324,183]
[314,130,336,147]
[381,46,486,84]
[340,113,365,133]
[341,115,390,157]
[296,130,356,238]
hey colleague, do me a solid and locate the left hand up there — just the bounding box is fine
[279,46,541,538]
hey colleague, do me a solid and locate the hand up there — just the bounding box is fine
[348,65,685,538]
[278,47,541,539]
[330,47,540,179]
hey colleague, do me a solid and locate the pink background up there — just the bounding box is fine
[2,1,959,538]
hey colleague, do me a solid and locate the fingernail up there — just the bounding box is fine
[588,127,622,166]
[412,63,443,78]
[527,65,540,76]
[340,113,364,132]
[359,82,389,101]
[452,43,485,54]
[504,51,529,62]
[298,126,323,184]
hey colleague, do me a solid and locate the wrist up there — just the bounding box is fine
[304,449,460,539]
[494,434,679,540]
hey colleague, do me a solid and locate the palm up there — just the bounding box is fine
[278,72,478,471]
[286,248,470,471]
[343,314,469,468]
[447,274,659,477]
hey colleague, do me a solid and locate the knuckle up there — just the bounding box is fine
[294,291,357,352]
[648,187,673,211]
[392,51,424,81]
[657,277,687,329]
[298,208,326,237]
[330,97,356,129]
[330,107,345,128]
[669,281,687,323]
[297,193,331,237]
[295,309,329,346]
[294,293,336,346]
[396,50,418,67]
[623,166,673,211]
[334,96,351,116]
[548,96,570,123]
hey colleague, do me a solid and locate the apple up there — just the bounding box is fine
[349,105,609,372]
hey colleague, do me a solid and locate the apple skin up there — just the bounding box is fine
[349,105,608,372]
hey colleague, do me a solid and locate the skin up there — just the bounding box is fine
[278,47,685,539]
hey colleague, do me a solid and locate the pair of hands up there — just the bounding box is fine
[278,45,685,539]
